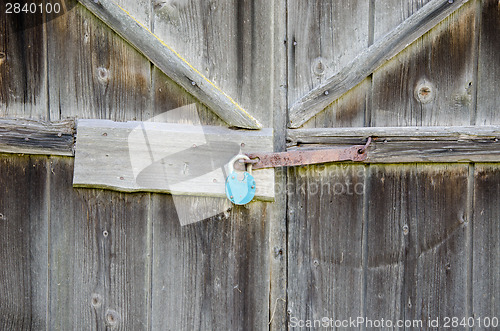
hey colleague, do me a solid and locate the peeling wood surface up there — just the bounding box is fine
[77,0,262,129]
[73,120,274,200]
[288,0,470,128]
[0,118,74,156]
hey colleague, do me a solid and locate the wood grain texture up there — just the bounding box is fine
[472,164,500,319]
[371,0,476,126]
[287,165,365,324]
[287,0,371,128]
[77,0,262,129]
[289,0,471,128]
[0,118,74,156]
[287,126,500,163]
[48,156,150,330]
[0,155,48,330]
[152,0,274,128]
[0,2,47,118]
[73,120,275,200]
[476,0,500,125]
[365,164,469,328]
[151,196,270,330]
[46,0,151,121]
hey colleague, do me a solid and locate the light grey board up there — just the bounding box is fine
[151,195,270,330]
[476,0,500,125]
[0,155,48,330]
[472,164,500,320]
[0,3,47,118]
[46,1,151,121]
[152,0,274,128]
[371,0,476,126]
[47,157,150,330]
[287,165,365,325]
[365,164,468,328]
[287,0,371,128]
[73,120,275,201]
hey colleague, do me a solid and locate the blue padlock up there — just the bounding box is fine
[225,154,256,205]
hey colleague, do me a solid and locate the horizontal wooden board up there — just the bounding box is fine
[0,118,75,156]
[288,126,500,163]
[73,119,274,199]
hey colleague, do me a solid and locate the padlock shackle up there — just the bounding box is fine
[227,154,251,174]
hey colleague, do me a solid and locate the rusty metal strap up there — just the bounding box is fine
[245,138,370,169]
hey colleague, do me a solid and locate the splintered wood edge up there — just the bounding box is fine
[77,0,262,129]
[288,0,470,128]
[0,118,75,156]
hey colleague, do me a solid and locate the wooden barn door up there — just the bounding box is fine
[285,0,500,329]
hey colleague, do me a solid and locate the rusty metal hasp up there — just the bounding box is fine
[245,138,371,169]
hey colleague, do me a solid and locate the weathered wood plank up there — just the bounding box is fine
[46,1,151,121]
[365,164,468,328]
[151,195,270,329]
[287,0,370,128]
[73,119,275,200]
[77,0,262,129]
[48,156,150,330]
[371,0,476,126]
[476,0,500,125]
[0,1,47,118]
[287,126,500,163]
[0,118,74,156]
[288,0,470,128]
[0,155,48,330]
[287,165,365,325]
[472,164,500,320]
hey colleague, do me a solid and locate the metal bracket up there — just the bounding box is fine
[244,138,371,169]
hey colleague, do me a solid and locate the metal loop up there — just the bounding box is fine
[358,137,372,154]
[228,154,251,174]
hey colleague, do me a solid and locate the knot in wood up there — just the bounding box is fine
[414,80,435,104]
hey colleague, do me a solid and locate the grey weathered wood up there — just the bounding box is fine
[287,126,500,163]
[77,0,262,129]
[48,157,150,330]
[287,0,370,128]
[73,119,275,200]
[0,118,74,156]
[46,1,152,121]
[151,195,270,330]
[0,5,47,119]
[472,164,500,320]
[288,0,470,128]
[476,0,500,125]
[287,165,365,324]
[371,0,476,126]
[365,164,468,327]
[0,155,48,330]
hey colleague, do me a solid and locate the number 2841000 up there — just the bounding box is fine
[5,2,61,14]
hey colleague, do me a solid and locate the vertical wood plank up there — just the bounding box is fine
[46,0,151,121]
[0,5,47,118]
[365,164,469,328]
[0,155,48,330]
[287,0,371,128]
[475,0,500,125]
[48,157,150,330]
[287,165,365,323]
[151,196,270,330]
[371,0,477,126]
[473,164,500,319]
